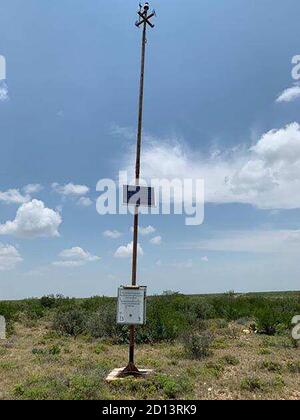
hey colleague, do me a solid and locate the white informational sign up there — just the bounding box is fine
[0,316,6,340]
[117,286,146,325]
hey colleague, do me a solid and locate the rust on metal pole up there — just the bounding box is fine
[128,7,147,372]
[132,9,147,287]
[122,2,155,377]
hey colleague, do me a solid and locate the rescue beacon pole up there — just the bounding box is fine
[122,2,155,376]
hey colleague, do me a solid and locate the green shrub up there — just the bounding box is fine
[183,330,213,359]
[66,373,105,400]
[191,300,215,320]
[8,292,298,346]
[24,301,44,320]
[241,377,266,392]
[270,376,285,389]
[139,295,189,343]
[287,361,300,374]
[48,345,61,356]
[155,374,192,399]
[203,361,225,379]
[207,319,228,331]
[221,355,240,366]
[259,348,272,355]
[32,345,61,357]
[13,375,68,400]
[236,317,251,326]
[258,360,282,373]
[223,325,239,339]
[53,309,86,337]
[40,295,56,309]
[85,304,117,339]
[32,348,47,356]
[255,308,279,335]
[93,343,107,354]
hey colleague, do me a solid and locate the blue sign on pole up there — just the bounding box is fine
[123,185,155,207]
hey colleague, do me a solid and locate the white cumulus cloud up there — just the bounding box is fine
[53,246,101,267]
[0,244,22,271]
[114,241,143,258]
[276,85,300,103]
[131,225,156,236]
[150,235,162,245]
[103,230,122,239]
[77,197,93,207]
[181,229,300,254]
[23,184,43,195]
[0,185,43,205]
[140,225,156,235]
[251,122,300,163]
[0,81,9,102]
[0,189,30,205]
[124,122,300,210]
[0,199,62,238]
[53,260,85,268]
[52,182,89,196]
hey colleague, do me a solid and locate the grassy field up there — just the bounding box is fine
[0,292,299,400]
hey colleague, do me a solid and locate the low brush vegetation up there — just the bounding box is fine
[0,291,299,400]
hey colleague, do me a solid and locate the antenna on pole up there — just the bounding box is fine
[135,2,156,28]
[135,4,143,26]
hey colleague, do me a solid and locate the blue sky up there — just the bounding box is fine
[1,0,300,299]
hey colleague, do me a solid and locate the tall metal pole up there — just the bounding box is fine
[123,2,155,376]
[132,6,147,290]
